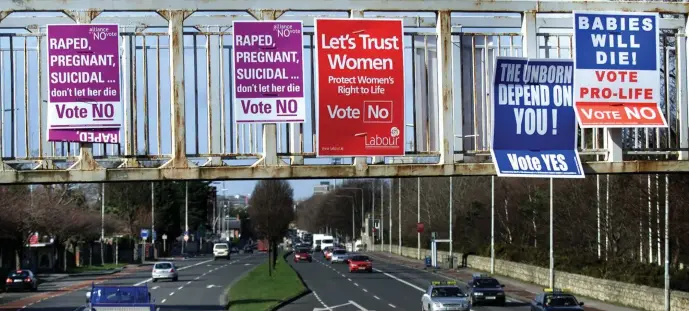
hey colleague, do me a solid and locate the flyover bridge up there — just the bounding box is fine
[0,0,686,184]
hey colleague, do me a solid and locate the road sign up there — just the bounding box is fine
[232,21,305,123]
[491,57,584,178]
[152,230,157,240]
[315,18,405,156]
[573,11,666,127]
[46,24,122,143]
[140,229,149,240]
[162,234,168,240]
[417,222,424,233]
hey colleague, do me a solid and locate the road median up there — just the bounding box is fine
[226,252,307,311]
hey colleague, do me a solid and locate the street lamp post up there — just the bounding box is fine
[339,187,365,239]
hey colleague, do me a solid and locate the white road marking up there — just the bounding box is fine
[349,300,368,311]
[312,291,329,309]
[373,268,424,292]
[161,299,166,303]
[388,303,396,308]
[169,292,175,296]
[207,284,217,289]
[244,263,251,266]
[353,283,359,287]
[362,289,368,292]
[347,278,352,281]
[152,286,160,290]
[373,296,380,300]
[186,281,191,285]
[177,286,183,290]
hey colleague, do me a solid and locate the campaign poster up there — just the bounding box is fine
[573,11,667,127]
[315,18,405,156]
[47,24,121,143]
[491,57,584,178]
[232,21,305,123]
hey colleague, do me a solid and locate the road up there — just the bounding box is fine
[284,252,530,311]
[0,252,266,311]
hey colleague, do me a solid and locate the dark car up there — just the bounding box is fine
[294,248,312,263]
[243,245,254,253]
[4,270,38,292]
[531,288,584,311]
[467,274,506,305]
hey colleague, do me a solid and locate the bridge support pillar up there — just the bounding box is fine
[437,11,454,167]
[249,10,288,167]
[349,10,370,171]
[159,10,194,169]
[677,26,689,160]
[64,10,104,171]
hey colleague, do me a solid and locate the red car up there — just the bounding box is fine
[294,248,312,263]
[348,254,373,273]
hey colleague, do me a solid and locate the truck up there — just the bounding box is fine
[85,283,155,311]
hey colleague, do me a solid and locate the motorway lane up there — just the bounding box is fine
[285,252,530,311]
[15,252,266,311]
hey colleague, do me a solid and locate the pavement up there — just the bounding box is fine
[0,252,267,311]
[282,251,639,311]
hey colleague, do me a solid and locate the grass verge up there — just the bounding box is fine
[227,253,306,311]
[67,263,126,274]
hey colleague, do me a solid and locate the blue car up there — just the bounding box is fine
[85,283,155,311]
[530,288,584,311]
[466,273,506,306]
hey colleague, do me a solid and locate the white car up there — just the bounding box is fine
[330,249,349,263]
[213,243,231,260]
[152,262,178,282]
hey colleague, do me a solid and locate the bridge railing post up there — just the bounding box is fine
[350,10,369,170]
[159,10,193,168]
[249,9,286,167]
[677,25,689,160]
[437,10,454,168]
[64,10,103,171]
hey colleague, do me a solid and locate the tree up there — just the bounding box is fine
[248,180,294,276]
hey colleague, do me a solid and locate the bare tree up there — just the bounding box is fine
[248,180,295,275]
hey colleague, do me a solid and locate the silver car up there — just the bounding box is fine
[421,281,471,311]
[152,262,178,282]
[330,249,349,263]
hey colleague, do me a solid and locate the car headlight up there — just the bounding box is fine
[432,301,443,308]
[474,292,483,296]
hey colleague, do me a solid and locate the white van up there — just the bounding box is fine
[313,234,334,252]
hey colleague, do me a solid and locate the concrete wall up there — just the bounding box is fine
[373,244,689,311]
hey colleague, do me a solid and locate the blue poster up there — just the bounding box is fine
[491,57,584,178]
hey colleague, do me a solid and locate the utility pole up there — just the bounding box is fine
[380,181,384,251]
[398,178,401,255]
[417,177,420,260]
[151,182,155,260]
[372,180,376,250]
[101,183,105,266]
[183,182,189,254]
[389,179,392,253]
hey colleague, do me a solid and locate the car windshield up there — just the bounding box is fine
[350,256,369,261]
[546,296,578,306]
[334,250,346,255]
[475,278,500,288]
[214,244,228,249]
[9,271,29,278]
[323,239,333,244]
[154,263,172,269]
[431,286,465,297]
[297,248,310,253]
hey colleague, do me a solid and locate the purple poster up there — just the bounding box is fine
[46,24,121,143]
[232,21,305,123]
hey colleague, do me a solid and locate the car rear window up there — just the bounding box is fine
[8,271,29,277]
[297,248,310,253]
[350,256,369,261]
[154,263,172,269]
[334,250,346,255]
[214,244,228,249]
[323,239,333,244]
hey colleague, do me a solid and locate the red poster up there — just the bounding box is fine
[315,18,405,156]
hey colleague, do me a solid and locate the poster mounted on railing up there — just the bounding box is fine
[573,11,667,127]
[232,21,305,123]
[46,24,122,143]
[315,18,405,156]
[491,57,584,178]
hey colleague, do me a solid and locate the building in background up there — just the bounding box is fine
[313,181,334,195]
